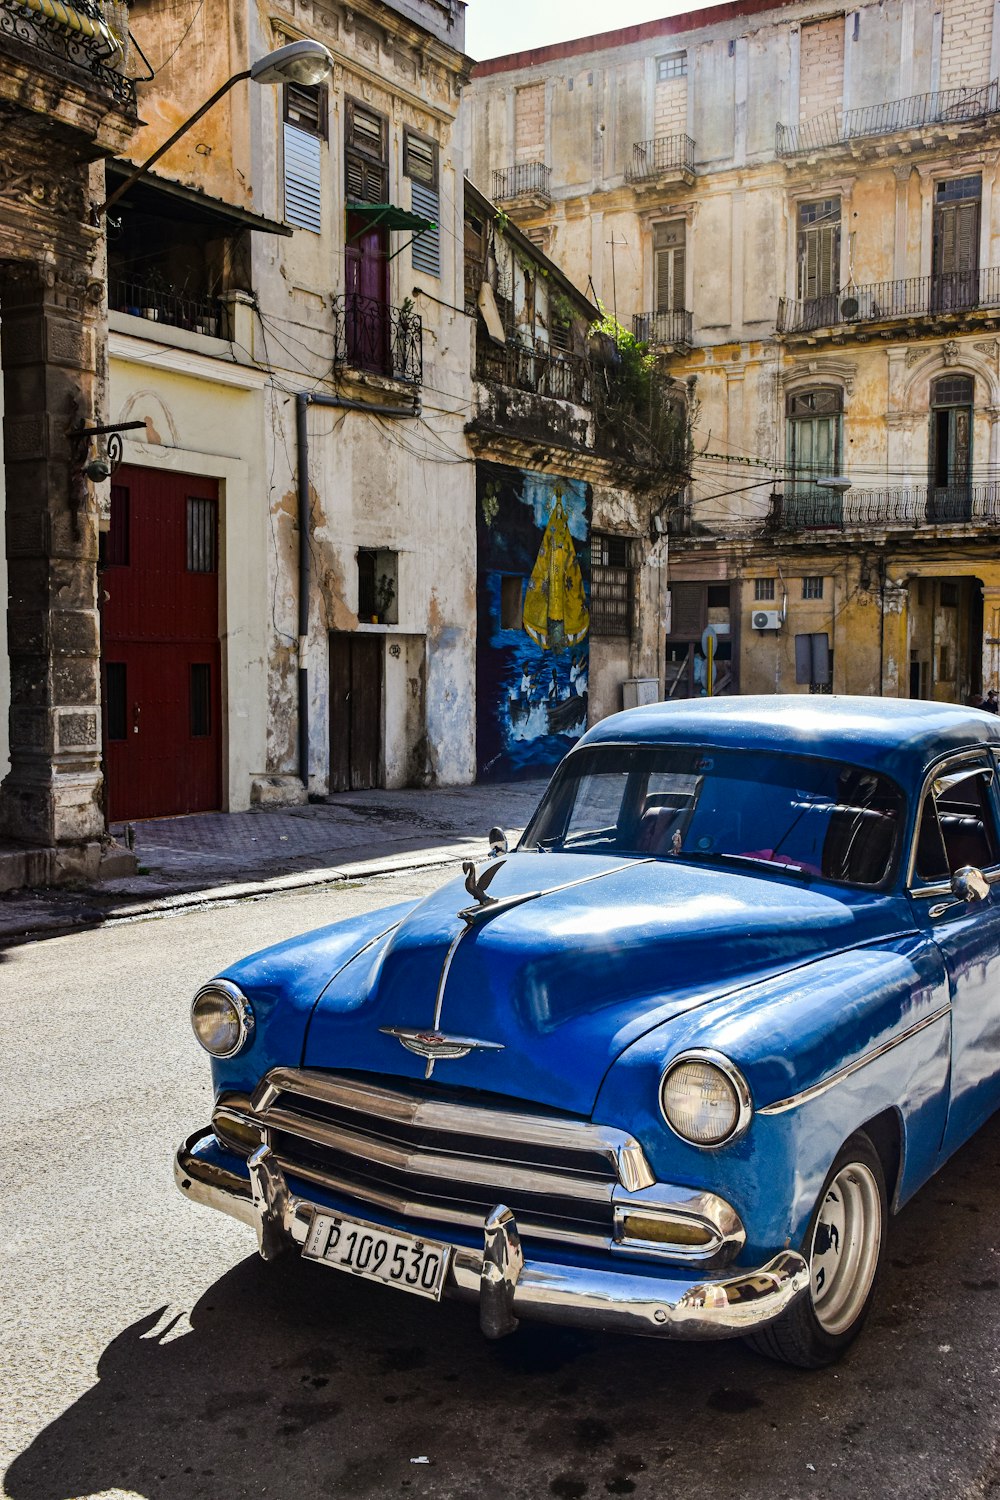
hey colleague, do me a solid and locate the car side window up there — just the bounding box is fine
[914,761,1000,881]
[562,770,629,848]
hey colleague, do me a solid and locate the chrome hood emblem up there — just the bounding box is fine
[380,1026,504,1063]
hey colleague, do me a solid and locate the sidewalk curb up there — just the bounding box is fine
[0,839,487,946]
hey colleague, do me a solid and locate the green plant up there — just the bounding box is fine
[375,572,396,619]
[590,302,655,404]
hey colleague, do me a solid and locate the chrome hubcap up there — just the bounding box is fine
[810,1161,882,1336]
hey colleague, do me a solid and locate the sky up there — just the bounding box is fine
[464,0,695,61]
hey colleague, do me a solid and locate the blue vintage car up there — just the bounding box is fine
[176,696,1000,1366]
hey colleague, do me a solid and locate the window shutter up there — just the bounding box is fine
[956,200,979,273]
[670,581,703,636]
[283,122,322,233]
[410,180,440,276]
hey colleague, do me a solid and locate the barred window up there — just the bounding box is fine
[590,532,634,638]
[657,52,687,80]
[186,496,217,573]
[754,577,775,601]
[802,575,824,600]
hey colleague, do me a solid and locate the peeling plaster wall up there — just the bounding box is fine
[243,0,476,793]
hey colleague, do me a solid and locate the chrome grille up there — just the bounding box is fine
[241,1068,655,1250]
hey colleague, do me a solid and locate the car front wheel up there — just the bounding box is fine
[746,1131,887,1368]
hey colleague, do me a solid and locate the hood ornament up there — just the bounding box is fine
[461,858,504,911]
[380,1026,504,1071]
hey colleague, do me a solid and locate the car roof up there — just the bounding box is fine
[580,695,1000,779]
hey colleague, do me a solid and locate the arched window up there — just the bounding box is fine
[785,386,843,526]
[928,374,973,522]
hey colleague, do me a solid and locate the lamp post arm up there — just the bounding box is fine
[96,68,252,220]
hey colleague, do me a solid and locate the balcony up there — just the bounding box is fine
[632,309,693,351]
[475,339,591,405]
[109,275,223,337]
[0,0,135,109]
[777,267,1000,341]
[777,78,1000,160]
[625,134,696,188]
[333,294,423,385]
[491,162,552,210]
[772,482,1000,532]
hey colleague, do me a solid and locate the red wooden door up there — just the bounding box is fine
[101,465,222,820]
[345,213,389,374]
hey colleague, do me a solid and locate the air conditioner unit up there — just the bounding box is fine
[751,609,783,631]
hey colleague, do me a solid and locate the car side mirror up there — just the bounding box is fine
[951,865,990,903]
[488,826,508,858]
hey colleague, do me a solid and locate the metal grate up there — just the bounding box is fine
[333,294,423,384]
[631,309,693,348]
[186,497,217,574]
[776,78,1000,156]
[590,533,634,638]
[777,265,1000,334]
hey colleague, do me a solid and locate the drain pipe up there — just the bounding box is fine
[294,390,419,790]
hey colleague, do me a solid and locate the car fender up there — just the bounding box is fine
[593,934,951,1264]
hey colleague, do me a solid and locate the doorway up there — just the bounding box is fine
[101,465,222,820]
[329,632,383,792]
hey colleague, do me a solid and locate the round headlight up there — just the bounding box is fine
[191,980,254,1058]
[659,1051,752,1147]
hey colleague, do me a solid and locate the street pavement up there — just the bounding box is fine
[4,866,1000,1500]
[0,781,544,946]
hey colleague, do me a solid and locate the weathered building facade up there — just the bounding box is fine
[467,0,1000,704]
[465,178,678,776]
[110,0,477,815]
[0,0,136,884]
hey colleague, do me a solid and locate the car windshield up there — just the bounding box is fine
[520,743,906,888]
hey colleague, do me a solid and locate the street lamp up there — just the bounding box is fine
[95,39,335,221]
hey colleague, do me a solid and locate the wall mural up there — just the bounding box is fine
[476,463,591,781]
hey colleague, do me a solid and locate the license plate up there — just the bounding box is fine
[302,1211,451,1301]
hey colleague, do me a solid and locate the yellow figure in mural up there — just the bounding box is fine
[522,491,590,651]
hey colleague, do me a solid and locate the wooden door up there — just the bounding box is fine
[101,466,221,820]
[329,633,383,792]
[345,212,389,374]
[933,177,980,311]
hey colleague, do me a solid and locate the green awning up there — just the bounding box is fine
[347,203,436,237]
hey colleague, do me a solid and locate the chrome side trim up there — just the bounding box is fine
[250,1068,656,1190]
[610,1183,746,1267]
[758,1003,952,1116]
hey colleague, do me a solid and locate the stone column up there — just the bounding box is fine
[0,260,105,862]
[880,580,910,698]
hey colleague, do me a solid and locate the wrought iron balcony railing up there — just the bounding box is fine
[777,266,1000,335]
[773,481,1000,531]
[632,309,693,348]
[110,276,222,337]
[333,293,423,385]
[625,134,695,182]
[491,162,552,204]
[777,78,1000,157]
[0,0,135,109]
[475,339,591,405]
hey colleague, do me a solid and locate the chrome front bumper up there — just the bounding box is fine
[175,1129,809,1341]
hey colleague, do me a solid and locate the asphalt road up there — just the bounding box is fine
[4,868,1000,1500]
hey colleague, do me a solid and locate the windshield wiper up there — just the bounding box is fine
[683,850,809,878]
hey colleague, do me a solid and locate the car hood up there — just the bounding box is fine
[303,852,911,1115]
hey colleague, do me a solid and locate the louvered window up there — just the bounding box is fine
[933,176,980,311]
[405,131,440,277]
[654,221,685,313]
[797,198,840,302]
[284,82,327,138]
[283,123,322,232]
[346,99,387,205]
